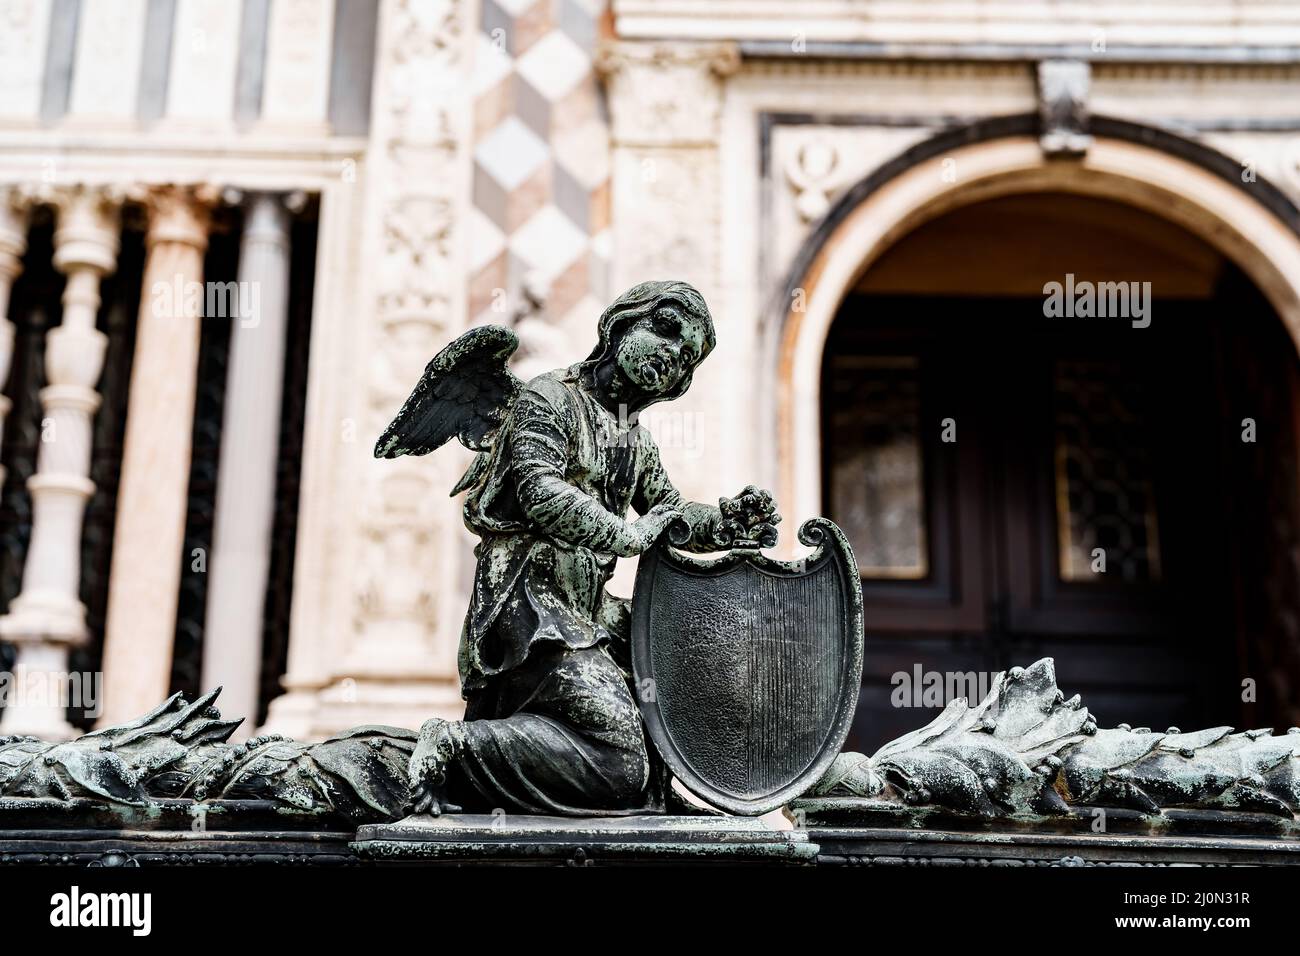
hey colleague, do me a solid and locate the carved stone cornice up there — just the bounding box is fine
[44,185,124,278]
[0,184,37,214]
[1094,62,1300,84]
[597,41,741,146]
[743,56,1028,83]
[595,40,740,78]
[1037,59,1092,157]
[135,183,221,251]
[611,0,1300,50]
[0,186,35,282]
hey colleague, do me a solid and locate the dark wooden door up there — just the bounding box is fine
[825,295,1240,753]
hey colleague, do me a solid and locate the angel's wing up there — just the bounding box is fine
[374,325,523,460]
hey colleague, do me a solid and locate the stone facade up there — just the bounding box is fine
[0,1,1299,739]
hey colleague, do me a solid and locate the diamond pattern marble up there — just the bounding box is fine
[470,0,610,345]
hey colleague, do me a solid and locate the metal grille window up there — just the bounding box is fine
[1053,359,1162,584]
[825,355,927,579]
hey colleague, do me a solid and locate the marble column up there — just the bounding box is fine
[0,186,121,739]
[0,189,32,489]
[97,185,215,727]
[199,192,292,736]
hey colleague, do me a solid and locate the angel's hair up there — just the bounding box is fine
[579,280,715,401]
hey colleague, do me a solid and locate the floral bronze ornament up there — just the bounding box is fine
[805,657,1300,832]
[0,688,416,823]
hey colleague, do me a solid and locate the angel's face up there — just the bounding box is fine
[614,302,709,395]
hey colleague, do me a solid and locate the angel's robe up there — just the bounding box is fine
[447,365,717,814]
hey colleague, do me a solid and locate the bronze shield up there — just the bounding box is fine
[630,518,864,815]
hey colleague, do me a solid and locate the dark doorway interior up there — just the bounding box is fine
[823,194,1300,753]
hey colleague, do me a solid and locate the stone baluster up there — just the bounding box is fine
[199,191,296,736]
[0,188,32,488]
[98,185,216,727]
[0,186,122,740]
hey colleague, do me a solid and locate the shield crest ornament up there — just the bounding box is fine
[630,517,864,815]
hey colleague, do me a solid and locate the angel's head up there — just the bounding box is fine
[582,280,715,410]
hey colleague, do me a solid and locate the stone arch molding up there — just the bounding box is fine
[773,115,1300,526]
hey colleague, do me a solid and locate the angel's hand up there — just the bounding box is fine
[615,504,684,557]
[409,778,463,817]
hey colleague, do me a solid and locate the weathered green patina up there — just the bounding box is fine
[377,280,780,816]
[0,688,415,822]
[803,657,1300,836]
[4,279,1297,865]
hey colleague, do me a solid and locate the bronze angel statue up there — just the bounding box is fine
[376,280,779,816]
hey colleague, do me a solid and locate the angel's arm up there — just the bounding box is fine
[512,386,648,557]
[634,438,782,551]
[631,439,724,553]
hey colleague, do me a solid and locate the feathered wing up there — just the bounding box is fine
[374,325,523,464]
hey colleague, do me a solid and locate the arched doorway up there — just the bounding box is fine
[773,122,1300,752]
